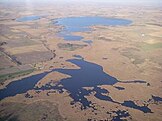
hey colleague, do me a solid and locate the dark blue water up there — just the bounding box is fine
[73,55,84,59]
[52,59,119,109]
[16,16,42,22]
[54,16,132,41]
[63,35,83,41]
[0,71,49,100]
[114,86,125,90]
[0,56,151,113]
[152,95,162,102]
[83,40,93,45]
[111,110,131,121]
[121,80,146,83]
[121,101,152,113]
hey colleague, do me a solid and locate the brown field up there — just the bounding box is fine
[0,1,162,121]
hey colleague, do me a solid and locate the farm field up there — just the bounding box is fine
[0,0,162,121]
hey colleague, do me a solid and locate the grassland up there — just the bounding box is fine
[140,42,162,51]
[0,1,162,121]
[0,69,34,84]
[0,101,63,121]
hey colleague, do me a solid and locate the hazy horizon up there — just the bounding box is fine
[1,0,162,6]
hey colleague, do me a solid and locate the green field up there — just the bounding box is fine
[141,42,162,51]
[0,69,34,83]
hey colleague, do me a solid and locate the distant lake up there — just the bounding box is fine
[54,16,132,41]
[16,16,42,22]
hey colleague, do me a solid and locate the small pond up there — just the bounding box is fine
[16,15,42,22]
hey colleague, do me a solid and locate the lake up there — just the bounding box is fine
[16,16,42,22]
[54,16,132,41]
[0,56,151,113]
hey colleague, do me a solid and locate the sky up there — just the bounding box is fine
[0,0,162,6]
[76,0,162,5]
